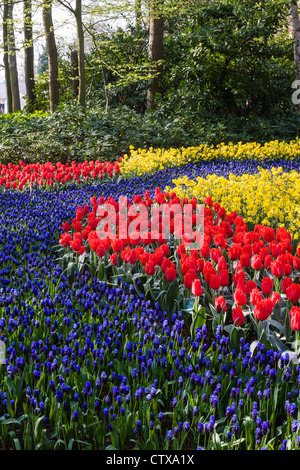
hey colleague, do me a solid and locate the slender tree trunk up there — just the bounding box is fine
[70,49,79,96]
[24,0,36,113]
[3,0,12,114]
[7,0,21,112]
[75,0,86,107]
[43,0,59,112]
[147,0,164,110]
[135,0,142,27]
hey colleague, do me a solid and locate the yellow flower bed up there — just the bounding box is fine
[166,167,300,240]
[119,141,300,178]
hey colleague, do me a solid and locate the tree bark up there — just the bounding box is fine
[7,0,21,112]
[3,0,12,114]
[42,0,59,112]
[290,1,300,81]
[70,49,79,96]
[75,0,86,107]
[24,0,36,113]
[147,0,164,110]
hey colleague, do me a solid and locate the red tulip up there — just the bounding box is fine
[192,279,203,296]
[232,307,245,326]
[62,221,71,232]
[145,261,156,275]
[219,269,229,287]
[251,254,263,271]
[245,280,257,297]
[254,298,273,321]
[250,287,263,306]
[165,267,177,282]
[215,296,226,313]
[59,233,72,247]
[234,288,248,306]
[110,253,117,265]
[290,306,300,331]
[184,272,195,289]
[286,283,300,303]
[261,277,273,296]
[209,274,220,290]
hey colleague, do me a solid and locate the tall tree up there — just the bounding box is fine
[57,0,86,107]
[147,0,164,110]
[42,0,59,112]
[290,1,300,82]
[70,49,79,96]
[3,0,13,114]
[75,0,86,107]
[24,0,36,113]
[7,0,21,112]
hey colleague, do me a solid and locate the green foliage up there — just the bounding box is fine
[1,0,299,164]
[37,47,48,75]
[33,53,77,112]
[81,0,295,119]
[0,103,299,165]
[160,0,294,118]
[86,25,149,113]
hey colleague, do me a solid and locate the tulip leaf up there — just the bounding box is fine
[190,307,206,337]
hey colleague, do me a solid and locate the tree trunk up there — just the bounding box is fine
[24,0,36,113]
[7,0,21,112]
[290,1,300,81]
[70,49,79,96]
[43,0,59,112]
[75,0,86,107]
[3,0,12,114]
[147,0,164,110]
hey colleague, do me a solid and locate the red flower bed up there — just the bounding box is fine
[0,159,121,189]
[59,188,300,348]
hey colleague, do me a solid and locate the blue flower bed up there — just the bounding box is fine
[0,161,299,450]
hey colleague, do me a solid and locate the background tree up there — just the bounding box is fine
[24,0,36,113]
[70,48,79,96]
[43,0,59,112]
[7,0,21,112]
[290,1,300,82]
[2,0,13,114]
[56,0,86,107]
[147,0,164,110]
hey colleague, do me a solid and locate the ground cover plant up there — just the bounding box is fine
[1,142,300,450]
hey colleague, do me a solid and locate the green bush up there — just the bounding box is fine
[1,0,294,165]
[0,102,300,165]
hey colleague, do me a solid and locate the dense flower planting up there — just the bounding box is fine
[119,143,300,240]
[1,144,300,450]
[0,159,121,190]
[167,168,300,240]
[58,187,300,352]
[119,141,300,178]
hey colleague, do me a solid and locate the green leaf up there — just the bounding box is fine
[34,416,45,444]
[230,326,244,351]
[190,307,206,337]
[165,279,179,314]
[106,445,118,450]
[13,438,22,450]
